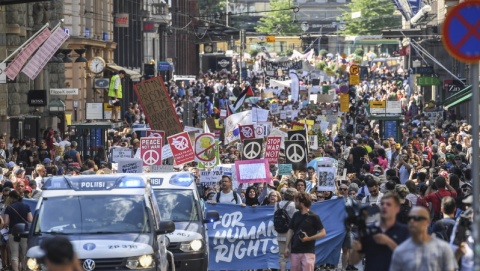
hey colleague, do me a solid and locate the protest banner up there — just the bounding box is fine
[264,137,281,164]
[117,158,143,173]
[167,131,195,165]
[285,140,308,171]
[111,147,132,163]
[194,133,216,163]
[134,77,182,138]
[308,135,318,150]
[270,103,279,114]
[268,128,287,149]
[206,199,346,270]
[234,159,270,183]
[199,140,220,169]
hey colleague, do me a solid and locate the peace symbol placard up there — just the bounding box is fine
[285,140,307,170]
[288,130,307,143]
[140,137,163,166]
[242,138,263,160]
[167,131,195,165]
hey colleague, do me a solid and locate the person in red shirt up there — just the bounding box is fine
[424,176,457,223]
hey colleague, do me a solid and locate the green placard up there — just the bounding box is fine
[278,164,293,175]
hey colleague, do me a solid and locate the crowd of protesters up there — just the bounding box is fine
[0,51,474,270]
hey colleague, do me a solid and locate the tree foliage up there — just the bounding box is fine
[255,0,300,35]
[340,0,402,35]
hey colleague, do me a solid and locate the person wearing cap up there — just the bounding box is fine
[40,236,82,271]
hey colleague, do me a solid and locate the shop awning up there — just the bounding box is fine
[443,85,472,108]
[445,93,472,109]
[106,63,142,80]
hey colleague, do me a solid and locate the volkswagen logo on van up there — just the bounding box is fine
[83,259,96,271]
[218,59,230,68]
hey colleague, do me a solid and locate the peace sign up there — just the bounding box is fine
[143,149,160,165]
[287,143,305,163]
[290,134,306,142]
[243,141,262,160]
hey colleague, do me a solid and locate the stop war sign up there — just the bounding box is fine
[264,137,281,164]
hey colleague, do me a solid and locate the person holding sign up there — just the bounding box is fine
[108,70,126,122]
[285,191,326,271]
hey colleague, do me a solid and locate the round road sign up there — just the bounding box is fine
[442,1,480,63]
[349,65,359,75]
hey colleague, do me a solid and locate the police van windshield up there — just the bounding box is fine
[35,195,151,234]
[153,189,199,222]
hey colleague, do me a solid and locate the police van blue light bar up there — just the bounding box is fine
[169,173,194,187]
[43,176,146,191]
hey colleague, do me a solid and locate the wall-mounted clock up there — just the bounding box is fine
[204,44,213,53]
[88,56,106,74]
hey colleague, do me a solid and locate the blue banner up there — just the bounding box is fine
[206,198,346,270]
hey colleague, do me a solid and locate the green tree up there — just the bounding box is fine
[255,0,300,35]
[340,0,401,35]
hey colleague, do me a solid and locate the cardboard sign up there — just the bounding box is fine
[251,107,269,122]
[265,137,281,164]
[140,137,163,166]
[167,131,195,165]
[134,77,182,138]
[234,159,270,184]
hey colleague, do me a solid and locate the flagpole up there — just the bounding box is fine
[1,20,63,66]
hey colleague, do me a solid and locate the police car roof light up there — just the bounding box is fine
[43,175,146,191]
[169,172,194,187]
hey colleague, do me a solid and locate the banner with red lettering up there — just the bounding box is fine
[265,136,281,164]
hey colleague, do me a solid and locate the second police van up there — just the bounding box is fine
[18,174,175,271]
[145,172,219,271]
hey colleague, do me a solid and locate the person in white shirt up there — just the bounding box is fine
[210,175,244,205]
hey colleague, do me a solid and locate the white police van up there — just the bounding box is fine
[144,172,219,271]
[21,174,175,271]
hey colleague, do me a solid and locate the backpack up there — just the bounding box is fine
[274,201,292,234]
[434,218,455,242]
[216,191,239,204]
[397,199,412,224]
[416,195,429,209]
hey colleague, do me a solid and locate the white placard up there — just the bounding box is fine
[252,107,269,122]
[150,165,175,172]
[200,170,223,187]
[117,158,143,173]
[162,144,173,159]
[238,163,267,183]
[308,135,318,150]
[270,103,280,114]
[86,103,104,120]
[111,147,133,163]
[316,167,337,192]
[280,110,287,120]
